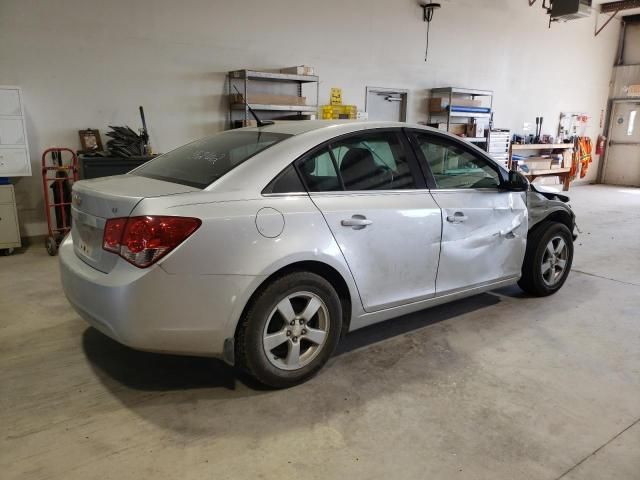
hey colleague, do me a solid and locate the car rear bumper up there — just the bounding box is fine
[59,234,258,357]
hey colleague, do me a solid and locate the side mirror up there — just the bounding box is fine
[504,170,529,192]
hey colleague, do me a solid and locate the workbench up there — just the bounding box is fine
[508,143,574,191]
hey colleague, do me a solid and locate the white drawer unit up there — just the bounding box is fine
[0,86,31,177]
[487,129,511,170]
[0,184,21,254]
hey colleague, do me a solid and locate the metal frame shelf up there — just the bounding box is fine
[230,103,318,112]
[430,111,492,119]
[227,69,319,128]
[428,87,494,150]
[229,70,319,83]
[430,87,493,96]
[508,142,575,191]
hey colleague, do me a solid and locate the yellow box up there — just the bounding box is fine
[330,88,343,106]
[320,104,357,120]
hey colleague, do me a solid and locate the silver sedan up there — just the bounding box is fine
[60,121,576,387]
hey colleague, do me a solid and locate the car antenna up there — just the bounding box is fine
[232,86,274,128]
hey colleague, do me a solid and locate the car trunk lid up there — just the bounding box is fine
[70,175,199,273]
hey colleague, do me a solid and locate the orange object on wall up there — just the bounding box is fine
[577,137,593,179]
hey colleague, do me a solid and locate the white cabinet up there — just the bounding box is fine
[0,184,20,252]
[0,86,31,177]
[0,89,22,115]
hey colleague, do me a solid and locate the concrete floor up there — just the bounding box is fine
[1,184,639,479]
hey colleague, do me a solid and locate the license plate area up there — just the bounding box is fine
[72,208,105,263]
[75,227,97,258]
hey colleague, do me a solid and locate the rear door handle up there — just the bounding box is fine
[341,215,373,230]
[446,211,468,223]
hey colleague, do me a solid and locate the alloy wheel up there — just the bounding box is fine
[541,235,568,287]
[262,291,330,371]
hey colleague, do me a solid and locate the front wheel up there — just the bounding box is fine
[518,220,573,296]
[236,272,343,388]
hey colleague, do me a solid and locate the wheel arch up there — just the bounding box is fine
[225,260,357,365]
[531,208,573,233]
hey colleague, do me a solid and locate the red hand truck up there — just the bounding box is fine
[42,148,78,255]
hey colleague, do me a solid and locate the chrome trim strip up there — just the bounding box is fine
[261,192,308,198]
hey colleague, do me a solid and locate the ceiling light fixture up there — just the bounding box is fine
[419,2,441,62]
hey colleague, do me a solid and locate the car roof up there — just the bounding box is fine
[235,120,435,136]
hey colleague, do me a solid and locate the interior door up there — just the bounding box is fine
[603,101,640,187]
[365,88,408,122]
[297,130,441,312]
[409,131,527,294]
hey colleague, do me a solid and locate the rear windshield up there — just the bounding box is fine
[132,131,291,188]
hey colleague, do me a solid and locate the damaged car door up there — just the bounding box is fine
[409,131,527,295]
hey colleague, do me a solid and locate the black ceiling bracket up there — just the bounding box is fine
[595,9,621,36]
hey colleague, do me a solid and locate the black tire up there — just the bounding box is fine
[518,220,573,297]
[236,272,343,388]
[2,248,14,256]
[45,236,58,256]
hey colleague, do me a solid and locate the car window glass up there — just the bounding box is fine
[265,164,305,194]
[414,134,500,189]
[330,132,416,190]
[133,131,290,189]
[298,149,341,192]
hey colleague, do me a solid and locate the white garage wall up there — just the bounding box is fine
[0,0,620,236]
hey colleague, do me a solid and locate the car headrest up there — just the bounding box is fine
[302,156,316,175]
[339,148,379,189]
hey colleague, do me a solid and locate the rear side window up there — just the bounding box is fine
[298,149,342,192]
[264,165,305,194]
[296,131,418,192]
[330,132,416,190]
[133,131,290,189]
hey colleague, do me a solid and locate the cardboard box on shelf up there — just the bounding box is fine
[523,157,553,170]
[466,121,487,138]
[230,93,306,106]
[280,65,315,76]
[428,123,467,136]
[330,88,343,106]
[321,104,357,120]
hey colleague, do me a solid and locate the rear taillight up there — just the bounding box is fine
[103,216,201,268]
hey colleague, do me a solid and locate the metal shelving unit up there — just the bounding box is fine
[428,87,494,150]
[227,70,319,128]
[508,143,575,191]
[230,104,318,112]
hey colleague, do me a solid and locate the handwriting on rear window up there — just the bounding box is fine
[192,151,226,166]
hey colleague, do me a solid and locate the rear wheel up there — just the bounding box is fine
[236,272,342,388]
[518,221,573,296]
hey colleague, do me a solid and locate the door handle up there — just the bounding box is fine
[446,211,468,223]
[341,215,373,230]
